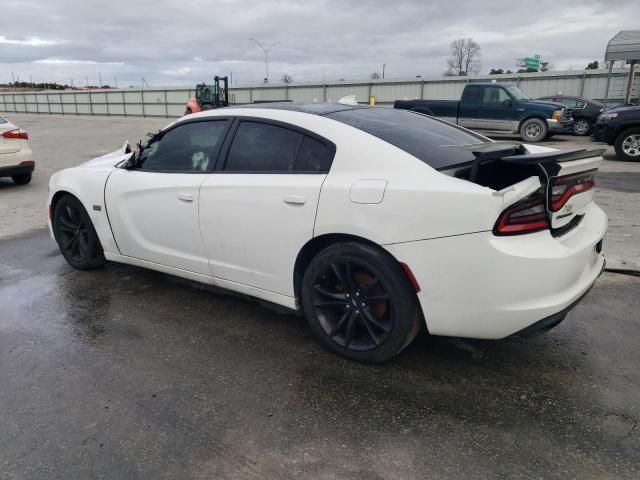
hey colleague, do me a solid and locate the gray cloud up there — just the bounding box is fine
[0,0,637,87]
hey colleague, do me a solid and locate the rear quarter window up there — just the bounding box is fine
[0,116,7,124]
[327,108,488,169]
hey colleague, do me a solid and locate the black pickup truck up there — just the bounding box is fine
[394,83,574,142]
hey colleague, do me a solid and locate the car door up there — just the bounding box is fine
[476,86,516,131]
[458,85,482,129]
[105,118,230,275]
[199,118,335,297]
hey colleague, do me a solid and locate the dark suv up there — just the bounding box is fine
[593,104,640,161]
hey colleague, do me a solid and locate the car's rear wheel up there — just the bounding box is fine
[614,127,640,162]
[519,118,548,142]
[53,195,106,270]
[301,242,421,363]
[572,118,592,136]
[12,173,31,185]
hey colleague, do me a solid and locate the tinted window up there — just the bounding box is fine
[225,121,302,172]
[327,108,488,169]
[482,87,510,105]
[559,99,579,108]
[462,85,482,103]
[295,136,333,172]
[0,116,7,124]
[139,120,228,172]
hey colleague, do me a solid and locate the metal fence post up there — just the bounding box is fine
[122,91,127,117]
[88,91,94,115]
[579,72,586,97]
[13,92,17,113]
[323,83,327,102]
[141,90,146,117]
[24,94,28,114]
[164,90,169,117]
[73,92,78,115]
[106,92,110,117]
[60,92,64,115]
[420,79,425,99]
[249,87,253,103]
[47,93,51,115]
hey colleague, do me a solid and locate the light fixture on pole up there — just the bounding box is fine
[250,38,280,84]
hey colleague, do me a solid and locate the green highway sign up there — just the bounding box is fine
[523,56,541,68]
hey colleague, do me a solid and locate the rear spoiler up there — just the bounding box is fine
[499,148,606,165]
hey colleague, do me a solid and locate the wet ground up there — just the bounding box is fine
[1,230,639,479]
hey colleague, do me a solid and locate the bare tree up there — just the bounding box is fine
[370,72,381,79]
[281,73,293,84]
[446,38,481,76]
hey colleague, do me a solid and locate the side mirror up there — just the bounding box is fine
[118,154,137,170]
[502,98,512,107]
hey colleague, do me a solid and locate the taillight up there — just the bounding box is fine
[549,170,596,212]
[494,194,549,236]
[2,128,28,140]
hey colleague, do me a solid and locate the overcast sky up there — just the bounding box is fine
[1,0,638,87]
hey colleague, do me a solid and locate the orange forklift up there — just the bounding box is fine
[184,76,229,115]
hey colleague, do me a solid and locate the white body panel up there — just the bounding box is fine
[199,173,326,296]
[47,107,608,340]
[105,169,211,275]
[0,117,33,167]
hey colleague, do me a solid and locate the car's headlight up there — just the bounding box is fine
[600,112,618,122]
[551,110,564,121]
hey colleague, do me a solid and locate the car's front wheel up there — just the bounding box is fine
[519,118,548,142]
[53,195,106,270]
[301,242,422,363]
[614,127,640,162]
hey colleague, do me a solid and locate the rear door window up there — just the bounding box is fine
[327,107,488,169]
[224,121,334,173]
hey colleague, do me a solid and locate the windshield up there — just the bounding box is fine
[506,85,529,100]
[326,107,490,170]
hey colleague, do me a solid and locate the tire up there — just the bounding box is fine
[301,242,421,363]
[572,118,592,136]
[519,117,548,142]
[53,195,106,270]
[614,127,640,162]
[11,173,31,185]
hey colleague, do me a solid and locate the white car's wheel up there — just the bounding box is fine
[53,195,106,270]
[301,242,421,363]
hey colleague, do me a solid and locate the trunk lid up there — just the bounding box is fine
[440,142,605,235]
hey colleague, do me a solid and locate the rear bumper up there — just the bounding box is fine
[384,203,607,339]
[547,118,574,133]
[0,161,34,177]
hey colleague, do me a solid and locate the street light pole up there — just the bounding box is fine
[250,38,280,83]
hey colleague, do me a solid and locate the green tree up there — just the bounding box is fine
[489,68,504,75]
[585,60,599,70]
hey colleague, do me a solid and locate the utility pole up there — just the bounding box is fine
[114,75,118,89]
[250,38,280,84]
[98,72,102,87]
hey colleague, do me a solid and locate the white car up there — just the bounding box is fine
[0,115,34,185]
[47,104,607,362]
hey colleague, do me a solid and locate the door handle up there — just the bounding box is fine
[284,195,306,205]
[177,192,194,202]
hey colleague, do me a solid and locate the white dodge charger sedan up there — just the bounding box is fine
[47,104,607,362]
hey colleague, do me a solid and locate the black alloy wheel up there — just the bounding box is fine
[53,195,106,270]
[302,242,421,363]
[312,260,393,351]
